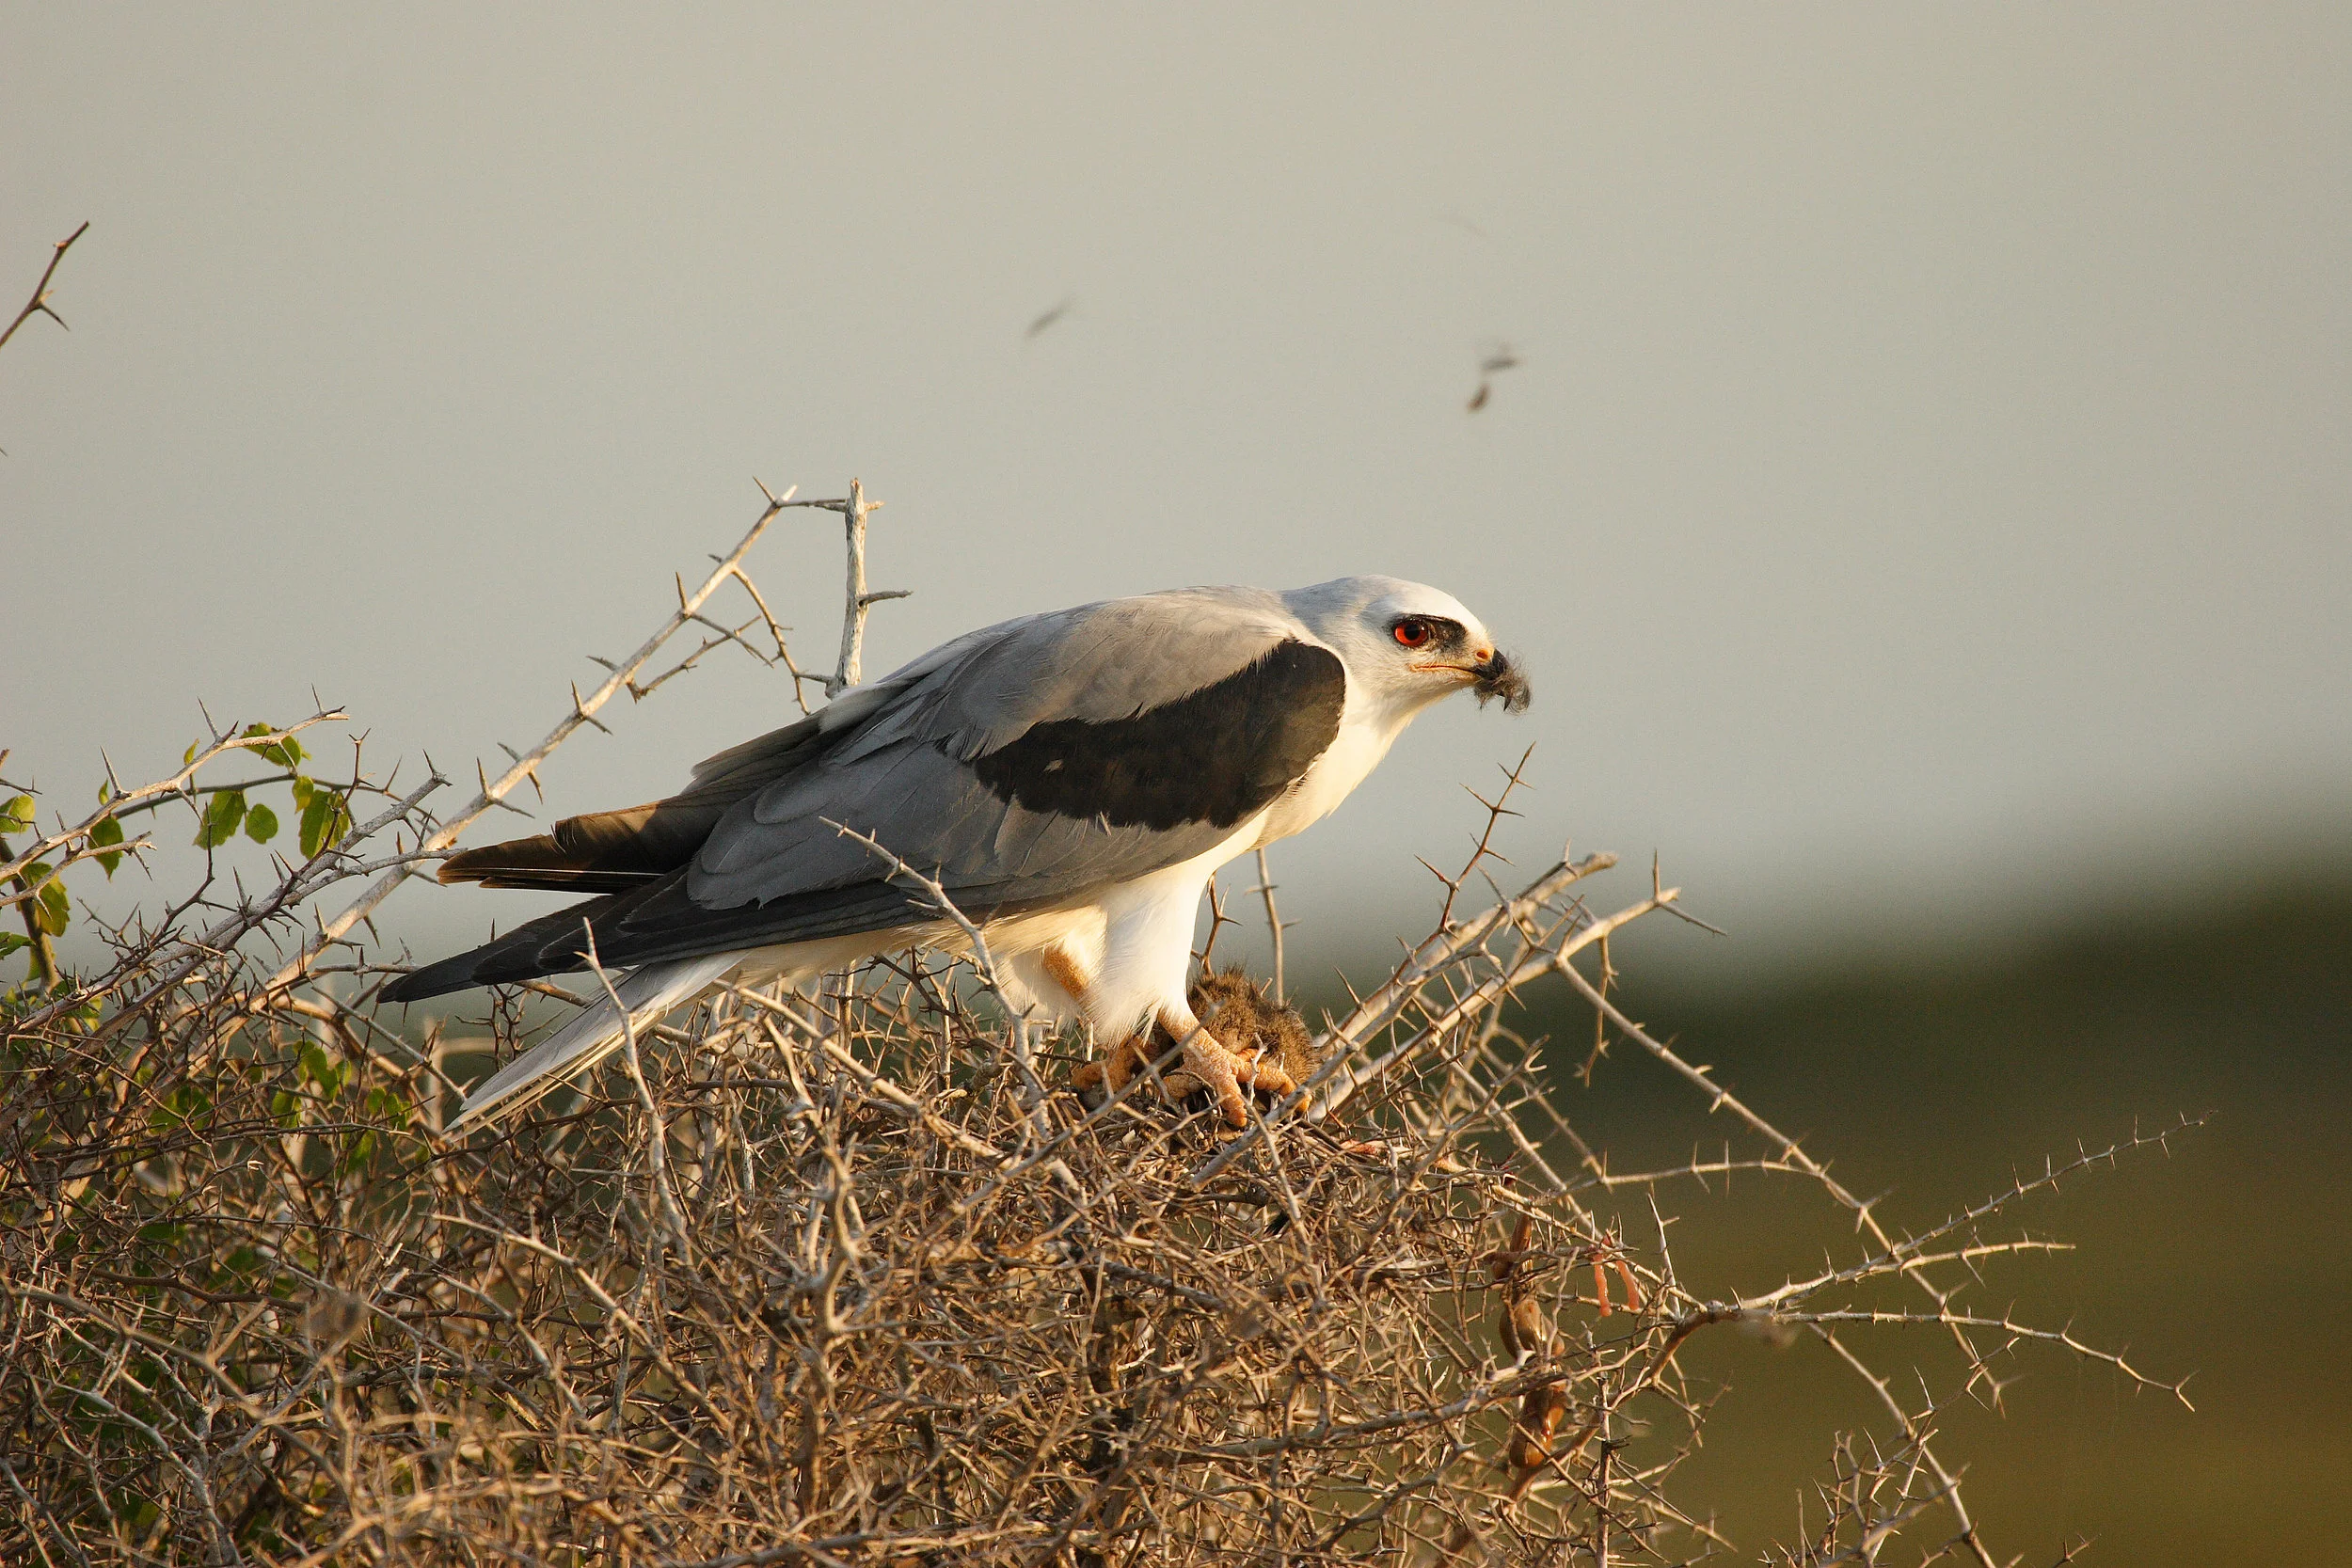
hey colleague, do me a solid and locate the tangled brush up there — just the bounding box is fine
[0,487,2190,1566]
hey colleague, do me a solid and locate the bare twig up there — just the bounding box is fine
[0,220,87,357]
[584,928,689,1257]
[1249,846,1287,1002]
[822,478,901,696]
[825,817,1047,1132]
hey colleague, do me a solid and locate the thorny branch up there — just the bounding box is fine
[0,220,87,359]
[813,477,907,698]
[1249,845,1289,1003]
[824,818,1050,1133]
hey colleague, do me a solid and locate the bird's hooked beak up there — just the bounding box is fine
[1471,647,1531,713]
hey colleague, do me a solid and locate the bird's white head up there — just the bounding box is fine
[1280,576,1531,722]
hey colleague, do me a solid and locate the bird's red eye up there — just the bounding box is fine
[1392,619,1432,648]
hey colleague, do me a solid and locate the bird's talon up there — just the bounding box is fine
[1068,972,1313,1123]
[1178,1028,1249,1126]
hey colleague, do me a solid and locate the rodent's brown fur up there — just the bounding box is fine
[1186,965,1320,1087]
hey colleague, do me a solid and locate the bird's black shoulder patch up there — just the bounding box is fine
[970,640,1346,832]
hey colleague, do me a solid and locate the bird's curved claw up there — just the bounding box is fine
[1175,1027,1298,1126]
[1070,1025,1296,1126]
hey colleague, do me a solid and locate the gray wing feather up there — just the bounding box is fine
[446,954,738,1132]
[683,589,1302,914]
[836,588,1297,763]
[396,588,1335,991]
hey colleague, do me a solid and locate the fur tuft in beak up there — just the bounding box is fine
[1473,650,1531,713]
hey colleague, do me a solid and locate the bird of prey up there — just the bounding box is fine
[387,577,1529,1132]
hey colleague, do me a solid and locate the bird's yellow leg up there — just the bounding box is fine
[1049,946,1142,1094]
[1069,1032,1144,1093]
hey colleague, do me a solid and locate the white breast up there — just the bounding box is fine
[1252,689,1411,849]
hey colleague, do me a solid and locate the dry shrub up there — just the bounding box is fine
[0,488,2191,1567]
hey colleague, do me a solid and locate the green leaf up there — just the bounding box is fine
[244,803,279,845]
[183,739,200,767]
[149,1085,211,1132]
[90,816,125,877]
[0,933,26,959]
[291,775,315,811]
[242,721,305,769]
[34,874,69,938]
[194,789,246,849]
[300,1042,344,1097]
[300,788,350,858]
[0,795,33,833]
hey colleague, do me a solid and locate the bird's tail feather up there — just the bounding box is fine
[444,955,738,1133]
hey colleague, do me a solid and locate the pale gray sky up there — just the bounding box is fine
[5,6,2347,983]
